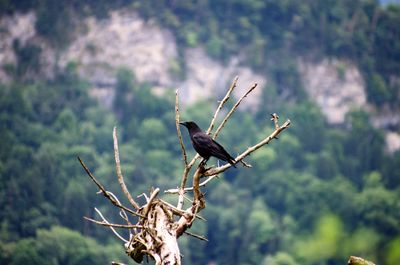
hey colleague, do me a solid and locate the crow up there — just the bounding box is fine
[180,121,236,168]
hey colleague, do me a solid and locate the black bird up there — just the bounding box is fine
[180,121,236,167]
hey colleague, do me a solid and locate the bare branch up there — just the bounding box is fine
[103,191,132,225]
[175,89,188,167]
[94,208,129,243]
[165,175,219,194]
[81,77,291,265]
[175,89,190,210]
[113,127,140,210]
[158,199,206,221]
[184,231,209,242]
[77,156,143,218]
[137,193,149,202]
[204,119,291,177]
[214,82,257,140]
[207,76,238,135]
[240,160,252,168]
[84,216,143,229]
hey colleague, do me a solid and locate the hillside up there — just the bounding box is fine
[0,1,400,265]
[1,7,399,148]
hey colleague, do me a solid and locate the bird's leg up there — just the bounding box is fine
[199,158,213,174]
[199,158,208,167]
[200,159,217,175]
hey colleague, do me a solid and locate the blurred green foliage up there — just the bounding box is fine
[0,0,400,265]
[0,66,399,265]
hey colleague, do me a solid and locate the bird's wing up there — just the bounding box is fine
[211,139,235,161]
[192,133,215,156]
[192,132,236,166]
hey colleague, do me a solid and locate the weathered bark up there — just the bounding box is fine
[122,199,181,264]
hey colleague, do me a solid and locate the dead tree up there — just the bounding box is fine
[78,77,291,265]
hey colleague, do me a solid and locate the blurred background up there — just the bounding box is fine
[0,0,399,264]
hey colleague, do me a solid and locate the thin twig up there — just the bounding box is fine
[111,262,127,265]
[165,175,219,194]
[207,76,238,135]
[94,208,129,243]
[77,156,144,218]
[105,191,133,225]
[159,199,188,216]
[184,231,209,242]
[113,127,140,210]
[240,160,252,168]
[176,89,189,210]
[84,217,143,229]
[214,83,257,140]
[137,193,149,202]
[158,199,206,221]
[175,89,188,167]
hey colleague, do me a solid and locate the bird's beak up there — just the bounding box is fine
[179,122,186,127]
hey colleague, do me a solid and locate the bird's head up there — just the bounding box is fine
[179,121,201,132]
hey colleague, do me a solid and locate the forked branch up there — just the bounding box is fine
[80,76,290,265]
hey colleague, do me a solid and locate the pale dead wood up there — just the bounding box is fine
[175,90,188,167]
[80,76,290,265]
[184,231,209,242]
[77,156,142,218]
[213,82,257,140]
[93,207,128,243]
[84,216,143,229]
[142,188,160,216]
[207,75,238,135]
[165,175,219,194]
[113,127,140,210]
[175,89,189,210]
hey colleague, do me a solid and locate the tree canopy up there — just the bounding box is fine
[0,0,399,264]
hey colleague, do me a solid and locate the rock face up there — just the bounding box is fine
[0,12,36,82]
[385,131,400,154]
[0,11,265,108]
[59,11,178,87]
[180,48,265,110]
[0,10,398,152]
[298,58,367,124]
[59,11,266,109]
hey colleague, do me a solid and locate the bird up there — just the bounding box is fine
[180,121,236,168]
